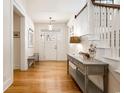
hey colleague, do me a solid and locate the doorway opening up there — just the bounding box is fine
[13,6,25,70]
[39,31,58,61]
[13,11,21,69]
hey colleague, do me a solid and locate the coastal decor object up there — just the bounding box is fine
[79,51,90,60]
[89,44,96,60]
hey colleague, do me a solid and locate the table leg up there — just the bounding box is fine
[103,66,108,93]
[67,59,69,74]
[84,67,88,93]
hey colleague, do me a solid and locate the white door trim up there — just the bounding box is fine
[13,1,26,70]
[39,31,59,61]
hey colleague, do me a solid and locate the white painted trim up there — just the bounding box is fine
[20,17,27,70]
[13,0,25,16]
[103,56,120,61]
[14,66,20,69]
[3,78,13,92]
[13,2,26,70]
[39,60,67,62]
[115,69,120,74]
[10,0,14,82]
[41,29,61,32]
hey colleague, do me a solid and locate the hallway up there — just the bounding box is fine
[5,61,81,93]
[3,0,120,93]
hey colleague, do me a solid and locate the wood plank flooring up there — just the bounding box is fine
[4,61,82,93]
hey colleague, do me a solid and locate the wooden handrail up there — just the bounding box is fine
[75,0,120,19]
[75,3,87,19]
[91,0,120,9]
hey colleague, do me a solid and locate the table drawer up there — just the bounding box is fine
[77,63,86,74]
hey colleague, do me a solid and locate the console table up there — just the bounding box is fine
[67,54,108,93]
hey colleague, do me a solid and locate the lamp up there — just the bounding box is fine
[48,17,53,30]
[70,36,81,43]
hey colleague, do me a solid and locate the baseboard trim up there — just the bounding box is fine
[39,60,67,62]
[3,78,13,92]
[14,66,20,69]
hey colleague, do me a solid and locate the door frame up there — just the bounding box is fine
[39,30,60,61]
[44,31,57,60]
[13,1,25,70]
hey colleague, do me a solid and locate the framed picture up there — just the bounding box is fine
[14,32,20,38]
[28,28,33,48]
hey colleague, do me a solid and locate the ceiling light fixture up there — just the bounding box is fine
[48,17,53,30]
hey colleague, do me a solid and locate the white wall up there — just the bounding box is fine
[34,23,67,61]
[3,0,13,91]
[13,0,35,70]
[67,2,90,54]
[25,16,35,58]
[67,0,120,93]
[3,0,35,91]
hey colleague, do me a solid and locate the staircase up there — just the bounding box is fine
[75,0,120,60]
[91,0,120,60]
[72,0,120,93]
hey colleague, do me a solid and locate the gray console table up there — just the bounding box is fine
[67,54,108,93]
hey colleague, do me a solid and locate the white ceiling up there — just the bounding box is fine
[26,0,87,23]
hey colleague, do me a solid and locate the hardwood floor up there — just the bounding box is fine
[5,61,82,93]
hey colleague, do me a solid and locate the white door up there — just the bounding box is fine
[39,31,57,60]
[44,32,57,60]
